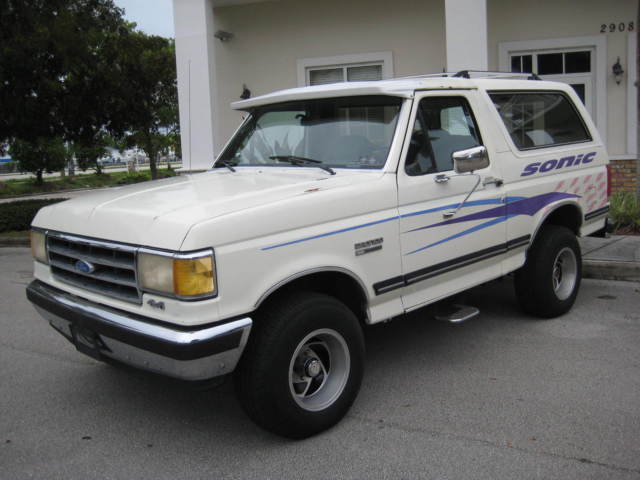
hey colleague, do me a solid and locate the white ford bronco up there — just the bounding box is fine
[27,72,610,438]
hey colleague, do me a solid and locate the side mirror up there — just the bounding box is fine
[452,146,489,174]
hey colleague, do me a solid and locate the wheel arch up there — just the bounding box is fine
[254,267,370,324]
[530,202,583,245]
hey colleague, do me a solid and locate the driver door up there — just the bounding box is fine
[397,91,507,310]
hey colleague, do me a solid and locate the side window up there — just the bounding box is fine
[489,91,591,150]
[405,97,482,176]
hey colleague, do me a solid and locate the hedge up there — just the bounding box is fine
[609,192,640,233]
[0,161,17,174]
[0,198,68,233]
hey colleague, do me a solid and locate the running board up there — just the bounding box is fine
[434,304,480,324]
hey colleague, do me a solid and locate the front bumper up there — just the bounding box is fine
[26,280,252,381]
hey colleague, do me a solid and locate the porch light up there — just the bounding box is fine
[612,57,624,85]
[214,30,234,42]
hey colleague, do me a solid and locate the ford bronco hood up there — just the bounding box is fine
[32,169,383,250]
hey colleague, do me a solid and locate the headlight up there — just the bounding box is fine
[137,250,216,299]
[30,230,48,264]
[137,252,174,293]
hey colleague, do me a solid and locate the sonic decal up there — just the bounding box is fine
[521,152,596,177]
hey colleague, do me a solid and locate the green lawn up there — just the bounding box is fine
[0,169,177,198]
[0,230,29,238]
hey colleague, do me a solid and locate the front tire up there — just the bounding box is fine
[235,292,365,438]
[515,225,582,318]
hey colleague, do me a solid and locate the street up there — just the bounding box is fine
[1,247,639,479]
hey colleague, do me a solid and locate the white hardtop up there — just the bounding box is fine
[232,74,573,110]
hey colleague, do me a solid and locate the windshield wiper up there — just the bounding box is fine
[269,155,335,175]
[214,159,236,172]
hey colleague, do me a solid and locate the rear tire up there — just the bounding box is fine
[515,225,582,318]
[235,292,365,439]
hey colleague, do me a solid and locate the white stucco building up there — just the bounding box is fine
[172,0,638,193]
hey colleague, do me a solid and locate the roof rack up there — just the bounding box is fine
[453,70,541,80]
[395,71,541,81]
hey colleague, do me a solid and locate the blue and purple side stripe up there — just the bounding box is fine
[261,192,580,254]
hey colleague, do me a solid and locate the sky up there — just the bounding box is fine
[113,0,175,38]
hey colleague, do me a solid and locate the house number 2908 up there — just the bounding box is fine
[600,22,634,33]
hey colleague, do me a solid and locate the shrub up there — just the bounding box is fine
[158,168,177,179]
[116,173,148,185]
[609,192,640,233]
[115,169,175,185]
[0,161,17,173]
[0,198,68,233]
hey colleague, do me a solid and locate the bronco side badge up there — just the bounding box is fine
[355,238,383,256]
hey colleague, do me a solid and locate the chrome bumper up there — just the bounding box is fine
[26,280,252,381]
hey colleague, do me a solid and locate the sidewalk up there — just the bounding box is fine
[580,235,640,282]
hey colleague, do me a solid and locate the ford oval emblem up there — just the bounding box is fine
[75,259,95,274]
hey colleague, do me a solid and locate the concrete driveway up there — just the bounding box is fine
[1,248,639,479]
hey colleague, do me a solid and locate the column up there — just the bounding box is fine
[172,0,217,171]
[445,0,488,72]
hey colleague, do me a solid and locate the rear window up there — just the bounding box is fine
[489,91,591,150]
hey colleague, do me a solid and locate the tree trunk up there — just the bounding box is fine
[143,134,158,180]
[36,169,43,185]
[143,145,158,179]
[150,153,157,179]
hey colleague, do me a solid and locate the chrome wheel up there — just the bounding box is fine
[289,328,350,412]
[552,247,578,301]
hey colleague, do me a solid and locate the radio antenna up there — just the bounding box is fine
[187,59,192,172]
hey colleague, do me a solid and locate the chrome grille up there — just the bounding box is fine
[47,233,141,304]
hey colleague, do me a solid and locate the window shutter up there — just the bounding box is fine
[309,68,344,86]
[346,65,383,82]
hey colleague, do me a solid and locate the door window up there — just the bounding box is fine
[570,83,586,104]
[510,50,591,75]
[405,97,482,176]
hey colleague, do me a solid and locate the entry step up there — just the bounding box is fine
[434,304,479,324]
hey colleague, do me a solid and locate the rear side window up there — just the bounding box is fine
[489,91,591,150]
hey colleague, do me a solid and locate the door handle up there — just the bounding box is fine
[434,174,450,184]
[482,176,503,187]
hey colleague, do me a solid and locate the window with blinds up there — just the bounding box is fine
[308,64,383,86]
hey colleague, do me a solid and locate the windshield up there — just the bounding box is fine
[217,95,403,170]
